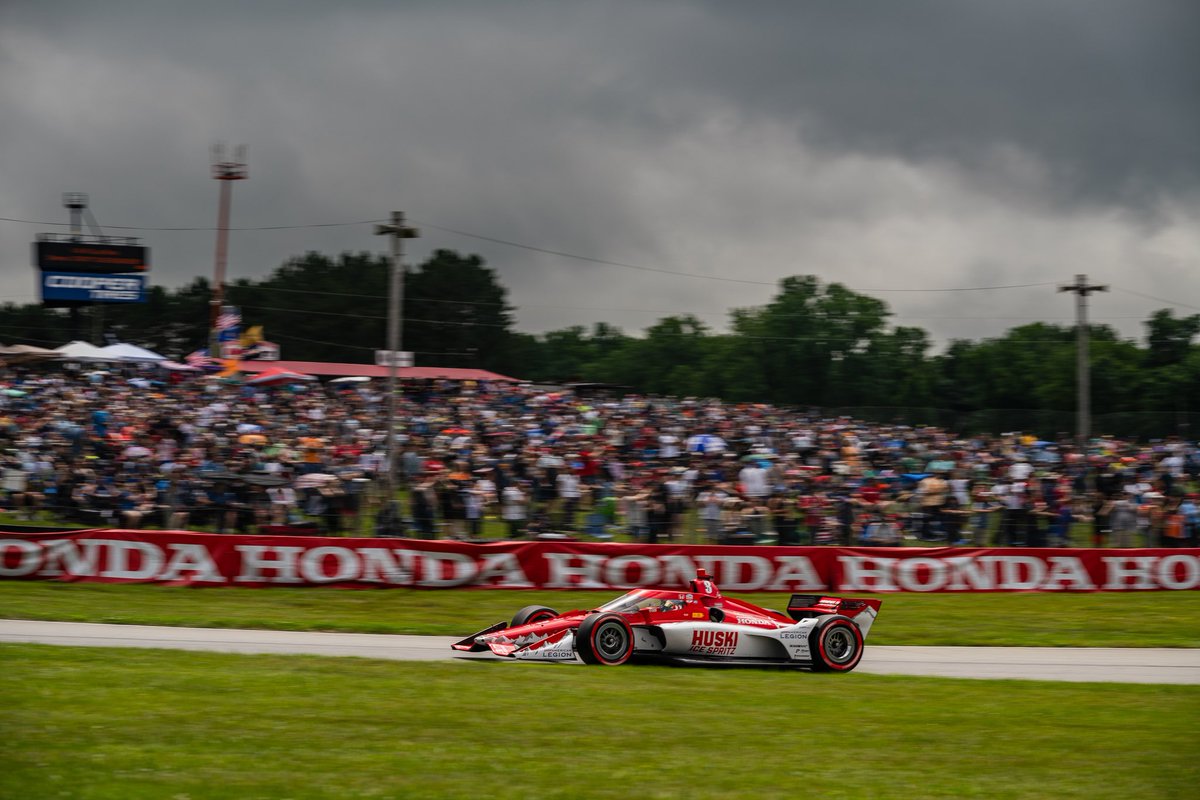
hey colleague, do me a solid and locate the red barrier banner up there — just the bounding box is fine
[1,530,1198,591]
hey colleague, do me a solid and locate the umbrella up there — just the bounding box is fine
[3,388,27,397]
[128,378,153,389]
[329,376,371,384]
[242,473,288,487]
[294,473,337,489]
[238,433,268,445]
[442,427,470,435]
[122,445,153,459]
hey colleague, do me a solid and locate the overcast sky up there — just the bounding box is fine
[2,0,1197,352]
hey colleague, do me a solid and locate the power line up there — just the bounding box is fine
[1111,285,1200,313]
[419,220,1059,292]
[0,215,386,232]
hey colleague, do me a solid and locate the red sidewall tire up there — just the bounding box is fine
[511,605,559,628]
[811,617,864,673]
[577,613,634,666]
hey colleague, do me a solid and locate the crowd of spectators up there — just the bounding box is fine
[1,366,1197,547]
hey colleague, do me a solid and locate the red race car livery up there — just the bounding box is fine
[451,569,881,672]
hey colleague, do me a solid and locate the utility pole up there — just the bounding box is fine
[210,144,247,358]
[1058,274,1108,451]
[374,212,419,527]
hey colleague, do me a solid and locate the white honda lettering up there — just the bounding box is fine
[604,554,661,588]
[234,545,305,583]
[1039,556,1096,591]
[837,556,899,591]
[1156,555,1200,590]
[159,543,225,583]
[543,553,608,588]
[300,546,359,583]
[943,556,997,591]
[97,539,164,580]
[417,551,476,587]
[0,539,42,577]
[474,552,533,587]
[895,557,948,592]
[765,556,824,591]
[358,547,415,585]
[997,556,1045,590]
[1102,556,1157,590]
[659,555,701,588]
[703,555,772,590]
[40,538,102,578]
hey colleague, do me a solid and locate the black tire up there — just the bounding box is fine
[809,615,864,673]
[576,613,635,666]
[510,605,559,627]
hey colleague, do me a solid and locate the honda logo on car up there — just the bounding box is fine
[690,630,738,655]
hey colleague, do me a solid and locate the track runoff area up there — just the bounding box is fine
[2,619,1197,684]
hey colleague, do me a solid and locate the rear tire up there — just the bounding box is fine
[576,613,634,665]
[510,605,559,627]
[809,615,864,673]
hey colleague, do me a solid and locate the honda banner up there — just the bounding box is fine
[1,531,1197,591]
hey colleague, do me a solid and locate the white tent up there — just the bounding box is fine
[54,341,114,362]
[99,342,167,363]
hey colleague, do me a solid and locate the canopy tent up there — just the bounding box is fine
[54,341,113,362]
[99,342,167,363]
[0,344,62,365]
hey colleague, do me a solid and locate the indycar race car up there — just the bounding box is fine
[451,569,881,672]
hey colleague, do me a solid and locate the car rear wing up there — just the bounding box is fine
[786,595,883,622]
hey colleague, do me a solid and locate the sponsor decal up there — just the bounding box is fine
[780,629,808,640]
[691,612,705,619]
[733,615,775,627]
[690,629,738,655]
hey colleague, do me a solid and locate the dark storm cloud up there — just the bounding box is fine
[0,0,1196,351]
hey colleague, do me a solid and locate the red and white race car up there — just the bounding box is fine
[451,569,881,672]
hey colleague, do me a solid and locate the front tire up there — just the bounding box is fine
[809,615,864,673]
[510,605,558,627]
[576,613,634,665]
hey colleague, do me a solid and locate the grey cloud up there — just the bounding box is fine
[0,0,1196,354]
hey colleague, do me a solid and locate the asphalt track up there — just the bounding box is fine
[4,619,1199,684]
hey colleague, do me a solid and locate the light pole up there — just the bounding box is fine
[210,144,247,358]
[374,212,419,529]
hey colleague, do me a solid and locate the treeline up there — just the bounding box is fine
[3,250,1198,434]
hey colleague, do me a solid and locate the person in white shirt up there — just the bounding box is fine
[556,469,581,531]
[501,483,527,539]
[696,484,727,542]
[738,462,769,500]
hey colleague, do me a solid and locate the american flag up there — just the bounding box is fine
[216,306,240,332]
[184,349,220,369]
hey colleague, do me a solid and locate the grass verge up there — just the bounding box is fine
[3,643,1197,800]
[2,581,1199,646]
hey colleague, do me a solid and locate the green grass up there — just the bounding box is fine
[3,581,1200,647]
[2,643,1197,800]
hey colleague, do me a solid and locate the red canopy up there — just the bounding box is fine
[237,360,521,382]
